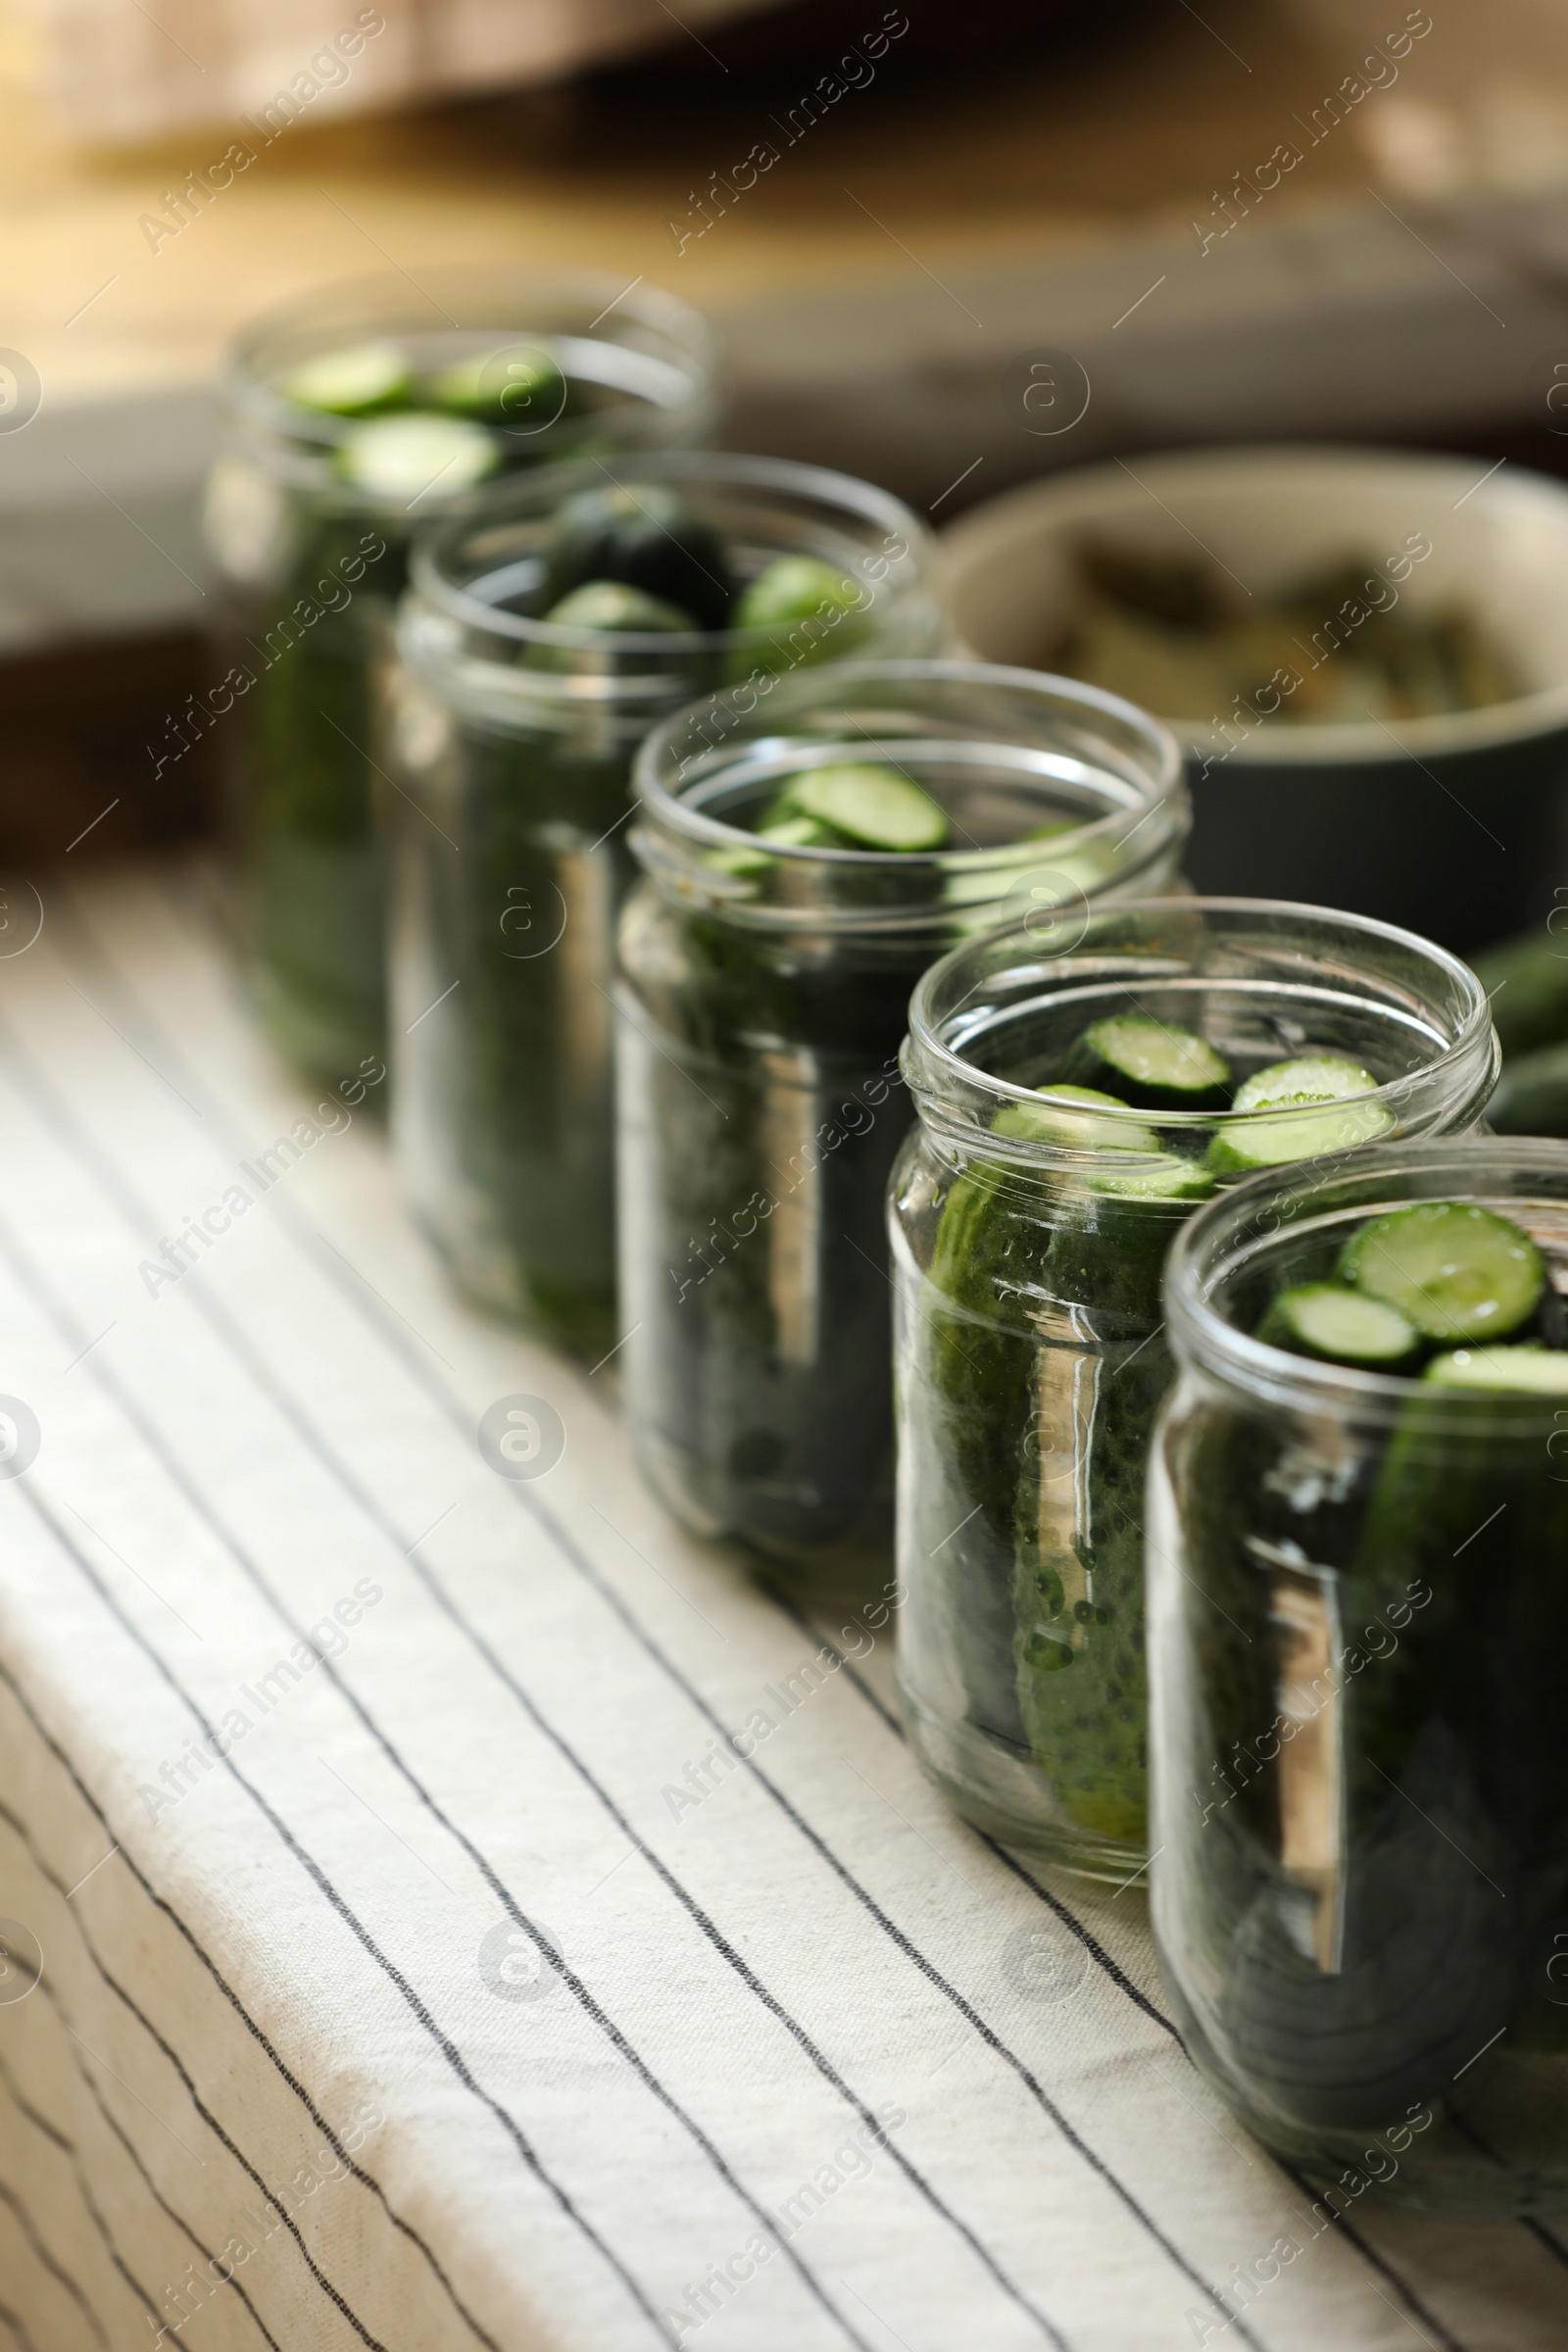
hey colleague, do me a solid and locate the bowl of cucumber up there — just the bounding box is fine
[941,445,1568,955]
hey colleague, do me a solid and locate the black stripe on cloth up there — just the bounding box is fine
[52,882,1470,2352]
[515,1478,1276,2352]
[0,1783,388,2352]
[791,1615,1486,2352]
[4,1479,680,2352]
[0,1686,500,2352]
[0,2037,281,2352]
[1449,2117,1568,2276]
[0,1015,1074,2351]
[0,2292,42,2352]
[768,1600,1180,2036]
[80,865,1491,2345]
[0,2171,111,2351]
[0,1053,875,2352]
[72,879,1481,2352]
[0,2044,166,2334]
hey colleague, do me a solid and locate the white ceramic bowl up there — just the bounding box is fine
[941,445,1568,951]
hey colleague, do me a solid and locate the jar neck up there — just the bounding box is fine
[397,454,940,735]
[220,268,719,507]
[905,898,1497,1208]
[1165,1136,1568,1437]
[630,659,1189,942]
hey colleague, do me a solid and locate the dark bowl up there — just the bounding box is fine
[942,445,1568,956]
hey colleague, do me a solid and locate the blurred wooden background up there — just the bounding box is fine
[6,0,1568,860]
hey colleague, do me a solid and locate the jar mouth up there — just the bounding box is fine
[1165,1136,1568,1430]
[223,266,721,485]
[628,659,1188,931]
[904,896,1496,1162]
[405,451,933,659]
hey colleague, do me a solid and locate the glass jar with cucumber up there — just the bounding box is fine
[388,457,939,1359]
[205,270,718,1085]
[617,664,1189,1584]
[1150,1138,1568,2218]
[892,901,1496,1877]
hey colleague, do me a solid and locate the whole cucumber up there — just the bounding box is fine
[1473,928,1568,1058]
[539,485,734,629]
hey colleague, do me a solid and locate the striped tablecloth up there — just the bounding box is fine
[0,862,1562,2352]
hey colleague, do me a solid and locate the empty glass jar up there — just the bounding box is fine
[892,902,1496,1878]
[1151,1138,1568,2218]
[387,457,939,1359]
[205,268,718,1084]
[618,663,1189,1584]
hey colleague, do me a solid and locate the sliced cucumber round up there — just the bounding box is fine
[781,763,949,853]
[991,1085,1158,1154]
[335,414,499,503]
[1341,1200,1545,1343]
[733,554,863,633]
[1424,1344,1568,1394]
[758,812,838,849]
[1059,1015,1231,1111]
[527,580,701,674]
[1205,1093,1394,1175]
[1258,1283,1420,1369]
[424,345,566,428]
[1087,1153,1215,1203]
[281,340,412,416]
[725,555,870,680]
[1232,1054,1378,1113]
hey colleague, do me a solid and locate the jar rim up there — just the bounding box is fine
[903,895,1496,1152]
[626,659,1189,934]
[224,265,721,458]
[404,451,934,658]
[1163,1135,1568,1428]
[634,656,1184,851]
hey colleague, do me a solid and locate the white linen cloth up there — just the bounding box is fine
[0,864,1562,2352]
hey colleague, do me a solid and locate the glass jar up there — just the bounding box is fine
[618,662,1189,1586]
[893,902,1496,1878]
[204,268,719,1085]
[387,456,940,1361]
[1151,1139,1568,2218]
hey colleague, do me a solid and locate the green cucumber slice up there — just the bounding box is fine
[1258,1283,1420,1369]
[527,580,701,674]
[334,414,499,502]
[1205,1094,1394,1175]
[724,555,869,680]
[991,1085,1158,1154]
[281,341,411,416]
[733,554,862,633]
[1232,1054,1378,1112]
[1087,1154,1215,1203]
[781,763,949,853]
[1058,1015,1231,1111]
[539,580,698,633]
[703,808,841,880]
[758,812,839,849]
[424,345,566,428]
[1424,1345,1568,1394]
[1341,1200,1546,1343]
